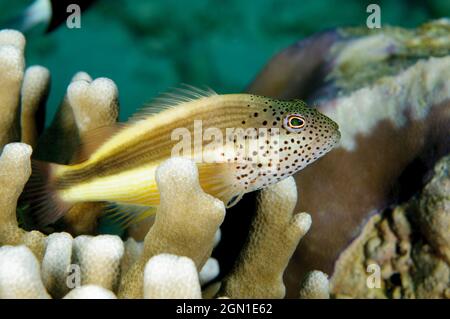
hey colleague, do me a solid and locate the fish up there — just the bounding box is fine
[26,86,340,227]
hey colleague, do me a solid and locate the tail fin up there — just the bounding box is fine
[23,160,73,227]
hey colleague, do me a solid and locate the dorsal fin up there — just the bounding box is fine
[73,124,125,163]
[127,84,218,122]
[73,85,217,163]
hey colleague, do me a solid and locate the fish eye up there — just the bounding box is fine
[284,114,306,132]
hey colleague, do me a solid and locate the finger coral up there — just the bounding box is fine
[73,235,124,291]
[0,245,50,299]
[36,75,120,234]
[143,254,202,299]
[20,66,50,148]
[298,271,330,299]
[0,142,317,298]
[0,30,24,147]
[117,157,226,298]
[41,232,73,298]
[0,143,46,260]
[218,177,311,298]
[63,285,117,299]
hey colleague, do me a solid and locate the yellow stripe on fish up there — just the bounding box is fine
[25,86,340,227]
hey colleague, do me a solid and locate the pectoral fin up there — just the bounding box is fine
[104,202,157,229]
[197,162,244,208]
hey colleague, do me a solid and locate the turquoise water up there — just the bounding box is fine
[0,0,447,125]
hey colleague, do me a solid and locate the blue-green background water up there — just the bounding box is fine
[0,0,448,125]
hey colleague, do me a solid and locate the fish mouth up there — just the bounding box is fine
[314,129,341,153]
[334,128,341,144]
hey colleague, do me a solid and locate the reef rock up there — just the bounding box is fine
[249,19,450,297]
[331,155,450,298]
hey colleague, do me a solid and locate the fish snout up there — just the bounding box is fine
[322,113,341,147]
[332,124,341,145]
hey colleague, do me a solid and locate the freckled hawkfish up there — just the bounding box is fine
[26,86,340,227]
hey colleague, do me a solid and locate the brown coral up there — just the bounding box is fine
[330,155,450,298]
[247,19,450,297]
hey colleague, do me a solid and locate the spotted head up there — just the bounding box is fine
[232,95,340,192]
[276,99,341,170]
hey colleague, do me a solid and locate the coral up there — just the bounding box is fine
[0,30,24,147]
[41,232,73,298]
[0,28,120,236]
[143,254,202,299]
[331,19,450,94]
[63,285,117,299]
[298,271,330,299]
[416,157,450,264]
[199,258,220,286]
[20,66,50,148]
[0,245,50,299]
[0,143,47,260]
[73,235,124,291]
[218,177,312,298]
[330,155,450,299]
[36,75,120,234]
[117,158,226,298]
[248,19,450,297]
[61,77,120,234]
[0,142,127,298]
[120,238,144,277]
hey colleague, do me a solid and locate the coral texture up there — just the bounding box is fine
[0,245,50,299]
[0,144,316,298]
[73,235,124,291]
[248,19,450,297]
[0,143,46,260]
[41,232,73,298]
[298,270,330,299]
[330,155,450,299]
[0,30,24,147]
[143,254,202,299]
[117,158,226,298]
[63,285,117,299]
[219,177,311,298]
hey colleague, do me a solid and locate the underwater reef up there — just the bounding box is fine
[0,29,324,299]
[0,18,449,299]
[249,18,450,298]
